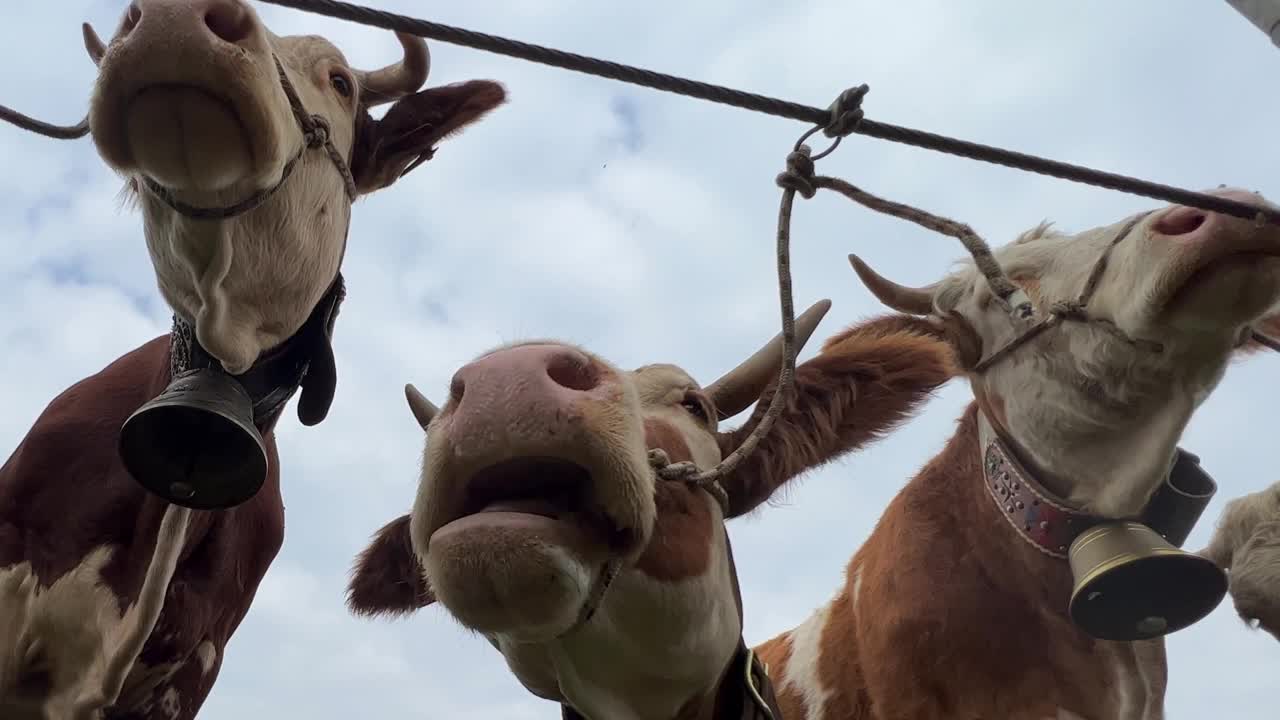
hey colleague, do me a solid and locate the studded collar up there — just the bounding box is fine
[977,412,1106,559]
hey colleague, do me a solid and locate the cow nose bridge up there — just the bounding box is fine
[445,345,610,457]
[450,345,604,407]
[127,0,259,48]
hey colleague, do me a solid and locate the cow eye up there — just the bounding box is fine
[680,393,708,422]
[330,72,352,98]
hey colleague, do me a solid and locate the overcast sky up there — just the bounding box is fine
[3,1,1279,718]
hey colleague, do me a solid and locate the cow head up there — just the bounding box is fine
[850,187,1280,516]
[1201,482,1280,642]
[83,0,506,374]
[347,300,833,718]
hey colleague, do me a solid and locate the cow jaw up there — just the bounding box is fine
[89,0,299,197]
[419,457,624,641]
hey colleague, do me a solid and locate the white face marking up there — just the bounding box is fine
[779,594,836,720]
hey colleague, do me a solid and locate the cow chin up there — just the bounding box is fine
[89,26,298,197]
[1158,254,1280,334]
[423,514,605,642]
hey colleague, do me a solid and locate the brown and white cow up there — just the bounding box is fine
[0,1,504,717]
[754,187,1280,720]
[345,300,956,719]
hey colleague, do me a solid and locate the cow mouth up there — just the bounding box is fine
[1161,249,1280,314]
[433,457,626,549]
[122,84,256,193]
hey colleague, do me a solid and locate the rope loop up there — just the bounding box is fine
[648,449,730,514]
[776,147,817,199]
[823,84,869,138]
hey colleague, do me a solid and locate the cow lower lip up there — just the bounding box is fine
[124,85,252,192]
[1163,250,1280,311]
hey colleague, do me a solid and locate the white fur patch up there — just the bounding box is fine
[195,641,217,675]
[780,594,837,720]
[160,686,181,719]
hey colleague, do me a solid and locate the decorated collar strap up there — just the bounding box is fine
[977,411,1216,559]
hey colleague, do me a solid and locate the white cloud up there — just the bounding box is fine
[3,0,1280,718]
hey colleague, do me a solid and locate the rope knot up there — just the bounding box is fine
[1049,300,1087,321]
[823,84,869,138]
[305,116,331,147]
[776,147,817,199]
[646,449,730,514]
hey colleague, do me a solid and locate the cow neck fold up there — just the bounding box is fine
[559,527,783,720]
[168,272,347,434]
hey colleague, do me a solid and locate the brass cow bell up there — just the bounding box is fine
[1067,450,1227,641]
[119,368,268,510]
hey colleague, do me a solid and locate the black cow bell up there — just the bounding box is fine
[119,368,268,510]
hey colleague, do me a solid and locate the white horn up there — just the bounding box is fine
[848,254,938,316]
[404,384,439,430]
[82,23,106,66]
[704,299,832,420]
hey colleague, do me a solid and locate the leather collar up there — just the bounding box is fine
[978,412,1104,558]
[977,410,1216,558]
[168,273,347,434]
[558,528,782,720]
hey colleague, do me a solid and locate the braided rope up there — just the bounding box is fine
[249,0,1280,227]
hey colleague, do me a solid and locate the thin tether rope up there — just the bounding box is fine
[252,0,1280,227]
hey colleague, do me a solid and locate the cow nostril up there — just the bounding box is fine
[123,2,142,32]
[204,0,253,45]
[449,375,466,403]
[545,350,600,392]
[1153,206,1208,237]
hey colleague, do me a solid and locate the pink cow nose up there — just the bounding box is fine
[445,344,608,456]
[125,0,255,46]
[450,344,602,405]
[1152,188,1264,239]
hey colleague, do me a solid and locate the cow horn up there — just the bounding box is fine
[404,384,439,430]
[704,299,832,421]
[82,23,105,66]
[355,32,431,107]
[848,254,937,316]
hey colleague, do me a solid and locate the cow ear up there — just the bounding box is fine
[351,80,507,194]
[716,314,955,518]
[346,514,436,617]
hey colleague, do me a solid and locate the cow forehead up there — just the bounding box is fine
[630,364,701,402]
[272,34,349,70]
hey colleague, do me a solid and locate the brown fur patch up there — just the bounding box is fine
[719,314,956,518]
[0,335,286,720]
[759,404,1136,718]
[346,514,435,616]
[634,419,712,581]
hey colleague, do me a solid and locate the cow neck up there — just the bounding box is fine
[168,272,347,434]
[559,527,782,720]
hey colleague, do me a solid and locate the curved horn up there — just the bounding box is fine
[848,254,938,316]
[705,299,833,421]
[355,32,431,107]
[404,384,439,430]
[82,23,106,66]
